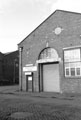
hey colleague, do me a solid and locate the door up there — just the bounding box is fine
[26,75,33,92]
[43,63,60,92]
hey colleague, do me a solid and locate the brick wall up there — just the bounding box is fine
[19,10,81,93]
[3,51,19,84]
[0,53,4,82]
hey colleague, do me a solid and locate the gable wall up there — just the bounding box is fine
[19,11,81,93]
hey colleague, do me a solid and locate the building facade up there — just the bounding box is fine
[2,50,19,85]
[18,10,81,93]
[0,52,4,84]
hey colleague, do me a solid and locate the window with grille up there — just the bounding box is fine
[64,48,81,77]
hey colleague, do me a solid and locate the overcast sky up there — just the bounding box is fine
[0,0,81,53]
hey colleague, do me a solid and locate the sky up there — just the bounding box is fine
[0,0,81,53]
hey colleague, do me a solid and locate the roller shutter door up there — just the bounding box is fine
[43,63,60,92]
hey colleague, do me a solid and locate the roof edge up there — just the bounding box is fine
[18,9,81,46]
[18,9,57,46]
[4,50,18,56]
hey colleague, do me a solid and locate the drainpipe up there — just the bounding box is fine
[19,47,23,91]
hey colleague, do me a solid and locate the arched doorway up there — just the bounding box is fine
[38,47,60,92]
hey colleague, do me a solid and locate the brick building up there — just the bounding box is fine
[2,50,19,85]
[18,10,81,93]
[0,52,4,83]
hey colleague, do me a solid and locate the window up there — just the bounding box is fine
[65,68,69,76]
[76,68,80,76]
[64,48,81,77]
[71,68,75,76]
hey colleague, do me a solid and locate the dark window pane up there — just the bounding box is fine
[71,68,75,76]
[66,68,69,76]
[76,68,80,76]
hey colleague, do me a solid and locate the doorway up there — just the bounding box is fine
[43,63,60,92]
[39,62,60,92]
[26,73,33,92]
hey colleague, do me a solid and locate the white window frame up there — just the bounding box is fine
[65,67,71,77]
[65,66,81,77]
[64,47,81,77]
[75,67,81,76]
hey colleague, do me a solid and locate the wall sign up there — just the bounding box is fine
[25,64,33,67]
[23,66,37,72]
[36,58,61,63]
[25,72,32,75]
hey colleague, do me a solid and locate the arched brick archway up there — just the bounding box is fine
[38,47,60,92]
[38,47,59,61]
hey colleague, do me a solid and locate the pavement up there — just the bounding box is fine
[0,85,79,97]
[1,85,81,119]
[0,85,73,99]
[0,86,81,101]
[0,85,19,93]
[1,85,81,106]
